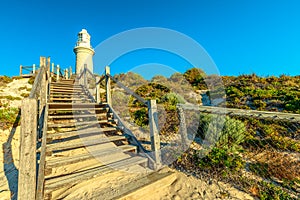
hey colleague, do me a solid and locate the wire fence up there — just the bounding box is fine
[109,75,299,199]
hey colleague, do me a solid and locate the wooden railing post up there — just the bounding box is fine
[47,57,50,73]
[96,77,100,103]
[69,66,72,77]
[105,66,112,105]
[18,98,37,200]
[178,106,188,150]
[56,65,60,82]
[33,64,36,74]
[19,65,22,76]
[148,99,161,167]
[66,69,69,79]
[84,65,87,88]
[51,63,54,74]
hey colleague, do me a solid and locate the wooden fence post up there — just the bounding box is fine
[84,65,87,88]
[19,65,22,76]
[33,64,36,74]
[69,66,72,77]
[18,98,37,200]
[51,63,54,74]
[47,57,50,74]
[105,66,112,105]
[65,69,69,79]
[148,99,161,167]
[96,77,100,103]
[177,106,188,150]
[56,65,60,82]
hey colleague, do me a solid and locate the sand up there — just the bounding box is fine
[0,78,255,200]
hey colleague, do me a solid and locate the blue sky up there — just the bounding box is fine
[0,0,300,77]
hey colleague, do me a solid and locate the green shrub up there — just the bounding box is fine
[196,115,246,172]
[198,115,246,152]
[0,107,20,129]
[0,95,22,101]
[0,76,12,87]
[132,107,148,128]
[28,76,35,84]
[258,182,296,200]
[161,92,185,111]
[18,86,28,91]
[21,93,29,98]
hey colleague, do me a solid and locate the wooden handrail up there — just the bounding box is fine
[18,56,49,200]
[29,66,46,99]
[107,105,156,166]
[36,105,48,200]
[178,104,300,122]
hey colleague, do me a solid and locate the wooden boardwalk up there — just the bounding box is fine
[42,80,149,199]
[18,60,165,200]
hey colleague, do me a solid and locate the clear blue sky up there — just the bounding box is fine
[0,0,300,77]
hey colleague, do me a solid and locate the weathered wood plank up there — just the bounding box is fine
[44,156,148,190]
[180,104,300,122]
[36,105,48,200]
[105,66,112,105]
[46,127,117,139]
[44,135,126,152]
[148,100,162,167]
[46,144,136,168]
[18,98,37,200]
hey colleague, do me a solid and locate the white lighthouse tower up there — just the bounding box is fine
[73,29,95,74]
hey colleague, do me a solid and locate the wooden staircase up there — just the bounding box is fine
[42,79,149,199]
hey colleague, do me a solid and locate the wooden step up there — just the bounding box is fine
[50,88,83,91]
[44,156,148,190]
[49,94,89,98]
[43,135,127,152]
[48,102,105,108]
[48,107,108,112]
[47,120,111,128]
[48,113,111,119]
[50,91,86,95]
[47,127,118,139]
[50,84,78,88]
[49,98,93,102]
[45,144,137,168]
[50,85,81,88]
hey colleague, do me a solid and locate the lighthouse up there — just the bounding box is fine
[73,29,95,74]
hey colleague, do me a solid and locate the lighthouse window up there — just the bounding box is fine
[78,33,83,42]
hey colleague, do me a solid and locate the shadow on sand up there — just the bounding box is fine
[2,110,21,200]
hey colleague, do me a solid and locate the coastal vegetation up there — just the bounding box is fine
[112,68,300,199]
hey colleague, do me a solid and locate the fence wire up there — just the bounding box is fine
[106,73,300,199]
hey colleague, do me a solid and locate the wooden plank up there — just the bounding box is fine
[48,107,108,112]
[48,113,111,119]
[50,91,85,94]
[177,106,188,150]
[18,98,37,200]
[29,66,45,99]
[47,119,110,128]
[44,135,126,152]
[50,83,77,87]
[50,88,83,92]
[180,104,300,122]
[148,100,161,166]
[105,66,112,105]
[48,102,102,106]
[49,94,88,98]
[46,144,137,168]
[117,171,176,200]
[50,98,92,102]
[46,127,117,139]
[36,105,48,200]
[44,156,148,190]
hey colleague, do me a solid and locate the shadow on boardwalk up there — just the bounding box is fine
[2,110,20,200]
